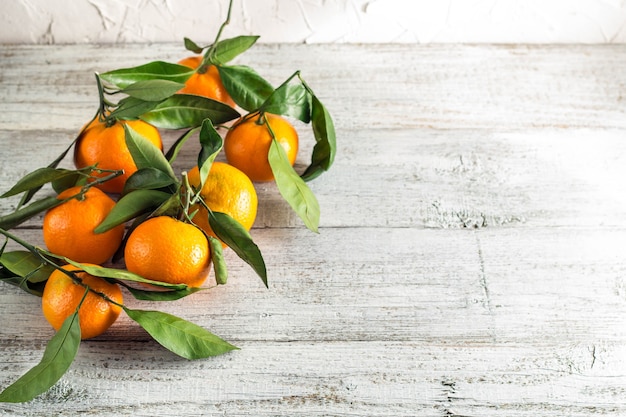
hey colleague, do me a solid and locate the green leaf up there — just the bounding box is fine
[124,124,176,179]
[184,37,204,54]
[165,128,198,164]
[1,168,79,198]
[121,79,185,101]
[100,61,194,89]
[208,237,228,285]
[0,310,81,403]
[139,94,240,129]
[124,285,204,301]
[197,119,223,187]
[108,96,162,120]
[211,35,260,64]
[63,260,189,291]
[0,251,54,283]
[301,95,337,181]
[269,138,320,233]
[261,82,312,123]
[94,189,171,233]
[124,308,238,359]
[51,172,82,194]
[0,196,62,230]
[208,211,267,288]
[0,267,45,296]
[0,242,47,295]
[218,65,274,112]
[123,167,178,195]
[150,193,182,218]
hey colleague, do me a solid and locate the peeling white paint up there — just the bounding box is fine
[1,0,626,44]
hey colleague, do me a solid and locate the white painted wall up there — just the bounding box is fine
[1,0,626,44]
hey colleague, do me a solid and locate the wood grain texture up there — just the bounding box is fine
[1,43,625,416]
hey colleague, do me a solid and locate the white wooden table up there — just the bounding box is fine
[1,43,625,416]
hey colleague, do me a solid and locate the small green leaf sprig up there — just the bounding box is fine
[0,228,237,403]
[0,0,336,403]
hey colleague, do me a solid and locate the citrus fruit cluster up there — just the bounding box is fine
[0,0,336,404]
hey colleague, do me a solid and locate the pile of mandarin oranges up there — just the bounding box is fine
[41,56,300,341]
[0,0,335,401]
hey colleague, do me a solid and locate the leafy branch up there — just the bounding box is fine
[0,228,238,402]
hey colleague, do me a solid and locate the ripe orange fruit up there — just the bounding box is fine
[74,118,163,194]
[224,113,299,182]
[43,186,124,264]
[42,264,123,340]
[178,56,235,107]
[187,162,258,246]
[124,216,211,288]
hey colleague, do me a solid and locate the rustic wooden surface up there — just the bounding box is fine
[1,43,626,416]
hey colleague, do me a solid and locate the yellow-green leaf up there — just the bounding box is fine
[0,310,81,403]
[124,308,238,359]
[269,138,320,233]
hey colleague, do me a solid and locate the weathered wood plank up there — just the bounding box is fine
[1,340,624,416]
[1,44,625,131]
[1,226,624,344]
[2,128,625,229]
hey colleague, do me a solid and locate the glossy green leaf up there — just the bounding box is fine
[150,193,182,218]
[108,96,162,120]
[0,243,47,295]
[123,285,204,301]
[0,267,45,296]
[0,196,62,230]
[1,168,79,198]
[208,236,228,285]
[124,124,176,179]
[208,211,267,287]
[51,172,82,194]
[121,79,185,101]
[94,189,171,233]
[184,37,204,54]
[218,65,274,111]
[123,167,178,195]
[100,61,194,89]
[0,250,54,283]
[124,308,239,359]
[63,260,189,291]
[165,128,198,164]
[301,95,337,181]
[139,94,240,129]
[197,119,223,187]
[269,138,320,233]
[0,310,81,403]
[261,82,311,123]
[211,35,260,64]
